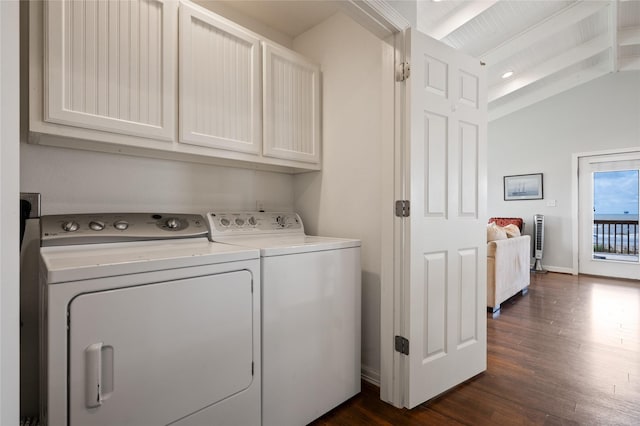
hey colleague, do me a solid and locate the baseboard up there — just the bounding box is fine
[530,264,574,275]
[361,365,380,386]
[544,265,574,274]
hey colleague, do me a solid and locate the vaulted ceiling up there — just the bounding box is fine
[220,1,640,121]
[417,0,640,120]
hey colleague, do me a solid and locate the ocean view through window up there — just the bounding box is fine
[593,170,639,262]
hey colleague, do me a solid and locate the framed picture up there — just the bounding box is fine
[504,173,543,201]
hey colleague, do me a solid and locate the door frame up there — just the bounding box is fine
[571,147,640,275]
[348,1,488,409]
[0,0,21,422]
[343,0,409,408]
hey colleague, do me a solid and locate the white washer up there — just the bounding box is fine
[40,213,261,426]
[207,211,361,426]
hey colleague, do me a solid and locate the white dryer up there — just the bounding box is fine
[40,213,261,426]
[207,211,361,426]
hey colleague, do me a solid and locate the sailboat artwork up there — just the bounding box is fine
[504,173,544,201]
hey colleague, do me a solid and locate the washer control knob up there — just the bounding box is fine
[248,216,257,226]
[165,218,180,229]
[276,215,287,227]
[114,220,129,230]
[235,218,245,226]
[89,221,105,231]
[220,218,230,227]
[62,221,79,232]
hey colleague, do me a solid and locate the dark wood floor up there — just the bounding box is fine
[310,272,640,425]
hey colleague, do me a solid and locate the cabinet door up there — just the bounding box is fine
[263,42,321,164]
[45,0,177,141]
[179,2,261,154]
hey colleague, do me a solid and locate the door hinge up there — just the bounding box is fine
[395,200,410,217]
[395,335,409,355]
[251,362,254,376]
[396,62,411,82]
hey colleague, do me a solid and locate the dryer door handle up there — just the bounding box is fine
[86,342,104,408]
[85,342,114,408]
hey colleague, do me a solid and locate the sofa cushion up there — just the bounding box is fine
[487,222,508,242]
[503,223,521,238]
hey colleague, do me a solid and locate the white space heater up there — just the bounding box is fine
[532,214,547,273]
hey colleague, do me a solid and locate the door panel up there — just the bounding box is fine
[422,252,447,361]
[459,121,479,217]
[45,0,176,140]
[458,248,479,347]
[68,271,253,426]
[578,153,640,279]
[262,42,321,164]
[405,28,487,408]
[424,112,448,217]
[179,2,262,153]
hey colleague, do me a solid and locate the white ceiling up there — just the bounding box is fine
[222,0,640,120]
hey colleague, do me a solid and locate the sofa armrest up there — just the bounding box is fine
[487,235,531,258]
[487,235,531,308]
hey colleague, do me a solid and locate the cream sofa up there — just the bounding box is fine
[487,233,531,314]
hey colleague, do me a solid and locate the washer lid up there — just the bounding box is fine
[41,238,259,284]
[214,235,361,256]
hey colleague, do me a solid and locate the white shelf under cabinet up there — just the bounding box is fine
[263,42,321,164]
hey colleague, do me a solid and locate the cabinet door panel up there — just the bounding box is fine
[45,0,176,141]
[179,2,261,154]
[263,42,321,164]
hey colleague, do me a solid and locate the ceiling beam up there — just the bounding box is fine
[481,1,609,66]
[619,26,640,46]
[489,66,610,121]
[424,1,498,40]
[609,1,618,72]
[489,34,610,102]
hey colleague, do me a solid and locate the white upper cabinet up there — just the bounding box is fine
[263,42,321,164]
[30,0,321,172]
[179,2,262,154]
[44,0,177,141]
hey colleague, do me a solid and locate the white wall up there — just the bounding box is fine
[488,71,640,272]
[21,144,294,215]
[1,0,21,423]
[292,12,384,383]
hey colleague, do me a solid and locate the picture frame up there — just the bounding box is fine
[504,173,543,201]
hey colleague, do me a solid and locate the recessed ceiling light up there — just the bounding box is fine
[501,70,514,79]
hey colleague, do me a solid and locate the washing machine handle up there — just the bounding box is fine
[85,342,114,409]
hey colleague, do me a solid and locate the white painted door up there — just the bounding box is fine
[263,42,321,164]
[45,0,176,141]
[179,2,262,154]
[402,28,487,408]
[68,272,254,426]
[578,152,640,279]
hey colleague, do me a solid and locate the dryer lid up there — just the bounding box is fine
[41,238,259,283]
